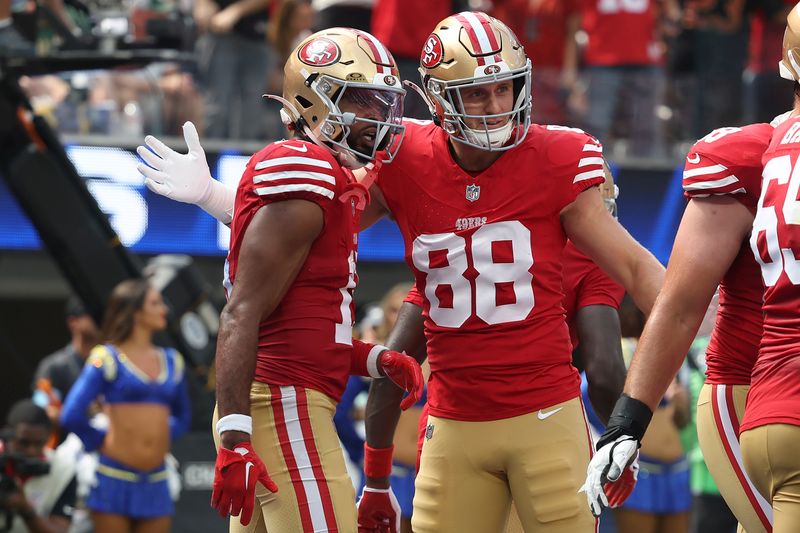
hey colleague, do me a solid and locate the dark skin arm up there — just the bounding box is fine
[363,301,426,489]
[0,487,70,533]
[575,305,625,425]
[216,199,323,449]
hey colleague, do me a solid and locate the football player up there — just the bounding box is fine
[738,5,800,530]
[580,12,800,533]
[357,12,663,533]
[141,14,663,532]
[138,28,425,533]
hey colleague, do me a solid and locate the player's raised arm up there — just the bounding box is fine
[138,121,236,225]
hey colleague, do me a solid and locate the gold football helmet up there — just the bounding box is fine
[779,3,800,81]
[278,28,405,167]
[417,11,531,151]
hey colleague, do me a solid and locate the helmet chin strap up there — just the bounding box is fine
[464,121,514,149]
[263,93,366,170]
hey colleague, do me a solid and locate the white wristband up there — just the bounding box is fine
[198,179,236,225]
[367,345,388,379]
[216,414,252,435]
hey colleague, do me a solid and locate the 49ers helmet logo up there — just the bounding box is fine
[298,37,341,66]
[421,34,444,68]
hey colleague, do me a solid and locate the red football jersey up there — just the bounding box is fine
[742,116,800,431]
[581,0,660,66]
[377,120,606,421]
[224,140,360,402]
[682,124,772,386]
[562,240,625,349]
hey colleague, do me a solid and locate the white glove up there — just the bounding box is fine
[579,435,638,517]
[137,121,235,224]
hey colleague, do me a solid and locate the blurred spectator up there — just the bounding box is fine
[494,0,582,126]
[31,296,99,430]
[679,0,749,137]
[371,0,455,119]
[685,337,738,533]
[745,0,794,124]
[60,279,191,533]
[0,0,34,55]
[0,399,77,533]
[576,0,674,157]
[266,0,313,61]
[313,0,372,32]
[195,0,276,140]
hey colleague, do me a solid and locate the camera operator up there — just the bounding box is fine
[0,400,76,533]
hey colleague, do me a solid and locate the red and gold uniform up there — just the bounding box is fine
[682,124,773,532]
[378,120,604,532]
[740,120,800,529]
[221,139,361,532]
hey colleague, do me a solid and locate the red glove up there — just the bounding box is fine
[357,486,401,533]
[211,441,278,525]
[603,455,639,508]
[379,350,424,410]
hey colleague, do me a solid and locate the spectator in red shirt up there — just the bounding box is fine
[575,0,671,157]
[745,0,794,124]
[370,0,454,118]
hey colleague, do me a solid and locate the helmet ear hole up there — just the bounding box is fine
[295,95,314,109]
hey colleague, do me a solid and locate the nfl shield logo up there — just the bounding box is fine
[465,184,480,202]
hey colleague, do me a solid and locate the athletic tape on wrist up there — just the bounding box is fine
[216,414,252,435]
[367,345,388,379]
[364,444,394,479]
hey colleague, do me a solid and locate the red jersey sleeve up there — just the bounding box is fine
[404,283,424,307]
[542,126,607,209]
[576,260,625,310]
[682,124,773,212]
[244,140,340,208]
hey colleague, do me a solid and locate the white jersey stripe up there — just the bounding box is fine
[583,143,603,152]
[279,386,331,533]
[255,157,333,170]
[683,176,740,191]
[255,184,335,199]
[253,170,336,185]
[579,157,605,168]
[683,164,729,178]
[573,169,606,183]
[714,385,774,524]
[689,188,747,198]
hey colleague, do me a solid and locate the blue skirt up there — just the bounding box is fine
[623,454,692,514]
[87,454,173,518]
